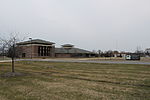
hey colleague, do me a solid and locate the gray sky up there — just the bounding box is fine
[0,0,150,52]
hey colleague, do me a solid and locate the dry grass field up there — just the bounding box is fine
[0,57,11,61]
[0,61,150,100]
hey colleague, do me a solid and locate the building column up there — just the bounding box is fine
[50,46,55,58]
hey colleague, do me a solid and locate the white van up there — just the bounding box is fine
[125,54,140,60]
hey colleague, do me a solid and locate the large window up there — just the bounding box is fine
[38,46,51,56]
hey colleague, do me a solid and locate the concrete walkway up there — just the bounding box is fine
[0,60,12,63]
[14,59,150,65]
[1,59,150,65]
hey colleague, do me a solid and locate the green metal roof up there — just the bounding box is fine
[55,48,94,54]
[61,44,74,47]
[17,39,55,45]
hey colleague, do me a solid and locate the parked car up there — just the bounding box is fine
[125,54,140,60]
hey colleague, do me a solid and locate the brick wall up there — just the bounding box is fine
[17,45,55,58]
[55,54,71,58]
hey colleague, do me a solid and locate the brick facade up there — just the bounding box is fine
[17,44,55,58]
[16,39,96,58]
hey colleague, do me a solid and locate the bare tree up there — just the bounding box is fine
[0,41,5,60]
[97,50,102,57]
[0,33,28,73]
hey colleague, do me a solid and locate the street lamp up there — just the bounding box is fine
[29,38,32,59]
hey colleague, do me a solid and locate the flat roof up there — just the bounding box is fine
[17,39,55,45]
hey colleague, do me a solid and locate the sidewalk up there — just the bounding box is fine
[1,59,150,65]
[0,60,12,62]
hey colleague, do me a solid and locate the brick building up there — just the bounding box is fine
[17,39,96,58]
[16,39,55,58]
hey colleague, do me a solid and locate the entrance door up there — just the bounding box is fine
[22,53,26,58]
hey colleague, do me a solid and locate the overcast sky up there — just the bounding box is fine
[0,0,150,52]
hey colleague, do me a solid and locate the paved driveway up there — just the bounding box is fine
[14,59,150,65]
[0,60,12,63]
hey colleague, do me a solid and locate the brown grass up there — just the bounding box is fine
[0,61,150,100]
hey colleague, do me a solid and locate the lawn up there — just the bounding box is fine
[0,56,11,61]
[0,61,150,100]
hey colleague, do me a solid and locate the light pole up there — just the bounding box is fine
[29,38,32,59]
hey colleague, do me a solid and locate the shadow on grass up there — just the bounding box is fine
[55,75,150,88]
[0,72,26,78]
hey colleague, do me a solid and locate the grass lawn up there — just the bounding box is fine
[0,61,150,100]
[0,56,11,61]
